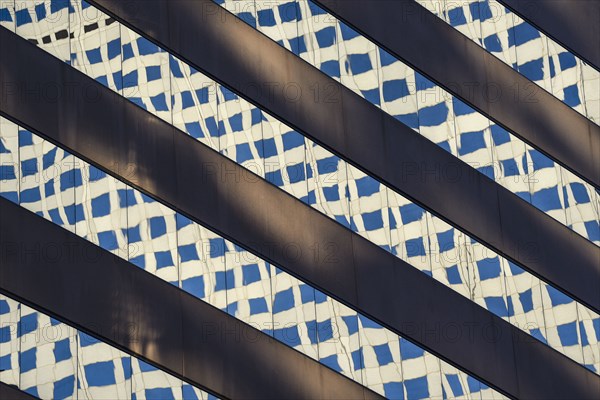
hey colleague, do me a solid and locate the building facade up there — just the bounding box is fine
[0,0,599,399]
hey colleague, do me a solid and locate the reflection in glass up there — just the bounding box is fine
[71,0,122,92]
[19,129,76,233]
[19,305,77,399]
[224,240,273,333]
[121,26,171,122]
[177,214,228,310]
[0,0,15,31]
[126,190,179,286]
[305,142,350,227]
[347,164,391,251]
[0,295,20,387]
[15,0,72,63]
[0,294,213,400]
[399,337,443,400]
[315,291,362,382]
[3,121,509,395]
[74,165,128,258]
[217,86,265,176]
[170,56,220,150]
[0,117,19,203]
[358,316,403,398]
[77,332,131,400]
[271,267,318,359]
[255,0,299,54]
[417,0,599,123]
[131,359,182,400]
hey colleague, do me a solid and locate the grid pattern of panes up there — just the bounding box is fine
[0,0,597,376]
[213,1,600,373]
[416,0,600,124]
[0,294,215,400]
[0,117,508,399]
[214,0,600,246]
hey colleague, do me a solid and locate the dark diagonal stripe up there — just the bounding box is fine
[313,0,600,187]
[0,197,379,400]
[499,0,600,70]
[82,1,600,313]
[0,27,599,399]
[0,382,39,400]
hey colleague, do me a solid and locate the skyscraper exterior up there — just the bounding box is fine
[0,0,599,399]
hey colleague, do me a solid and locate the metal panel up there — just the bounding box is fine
[0,30,598,398]
[312,0,600,188]
[499,0,600,69]
[0,197,377,400]
[417,0,599,124]
[82,1,600,313]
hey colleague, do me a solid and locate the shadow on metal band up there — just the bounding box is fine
[0,27,599,398]
[0,197,379,400]
[79,1,600,314]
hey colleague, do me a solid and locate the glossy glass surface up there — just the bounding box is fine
[220,0,600,245]
[416,0,600,124]
[2,1,598,396]
[1,0,597,378]
[0,118,508,399]
[0,294,216,400]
